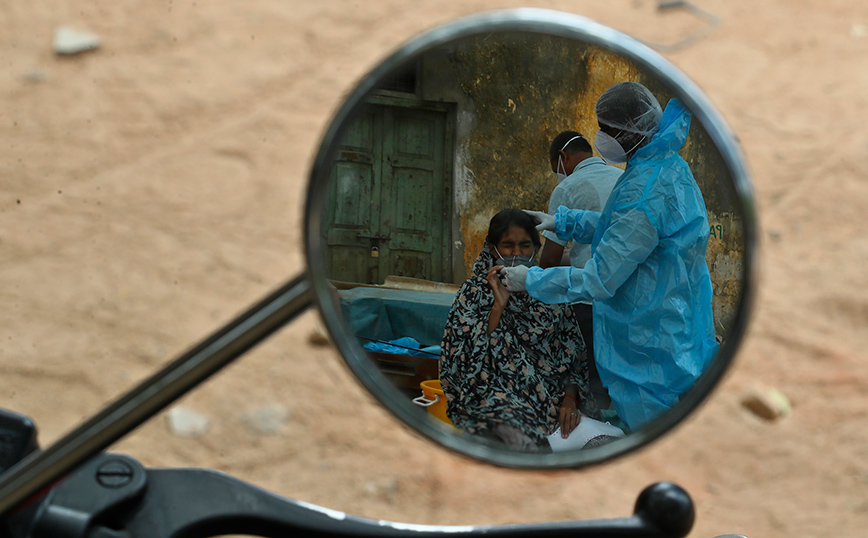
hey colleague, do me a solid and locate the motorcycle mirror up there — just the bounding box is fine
[304,8,757,468]
[0,8,759,515]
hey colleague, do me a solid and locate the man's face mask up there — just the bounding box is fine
[554,134,584,182]
[495,246,536,268]
[595,129,645,164]
[594,130,628,164]
[555,155,568,183]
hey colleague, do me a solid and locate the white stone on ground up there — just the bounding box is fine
[740,384,792,421]
[53,26,101,55]
[166,406,210,438]
[241,404,290,434]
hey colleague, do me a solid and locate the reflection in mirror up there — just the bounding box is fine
[313,21,750,464]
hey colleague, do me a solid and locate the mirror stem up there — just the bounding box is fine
[0,273,313,515]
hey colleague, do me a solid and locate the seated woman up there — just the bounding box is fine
[439,208,602,452]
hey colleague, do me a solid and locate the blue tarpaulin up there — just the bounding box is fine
[361,336,441,356]
[337,287,455,349]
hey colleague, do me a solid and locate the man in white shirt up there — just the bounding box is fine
[540,131,623,408]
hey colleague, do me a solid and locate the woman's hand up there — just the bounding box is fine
[487,266,511,310]
[486,266,511,334]
[559,396,582,438]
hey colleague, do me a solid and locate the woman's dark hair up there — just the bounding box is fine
[486,208,542,248]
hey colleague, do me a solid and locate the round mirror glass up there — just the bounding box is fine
[305,9,756,468]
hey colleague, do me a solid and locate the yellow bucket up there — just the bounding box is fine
[412,380,454,426]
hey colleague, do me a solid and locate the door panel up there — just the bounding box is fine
[325,109,384,283]
[326,100,451,284]
[382,107,447,282]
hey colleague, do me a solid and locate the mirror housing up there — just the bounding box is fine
[305,8,757,468]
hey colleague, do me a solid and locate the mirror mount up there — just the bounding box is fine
[0,275,313,515]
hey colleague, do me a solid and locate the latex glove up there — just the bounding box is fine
[523,209,556,232]
[500,265,529,292]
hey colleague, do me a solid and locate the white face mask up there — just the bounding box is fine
[555,155,568,183]
[495,246,536,268]
[595,130,628,164]
[596,130,647,164]
[554,134,584,182]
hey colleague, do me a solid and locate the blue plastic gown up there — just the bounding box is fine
[526,98,719,430]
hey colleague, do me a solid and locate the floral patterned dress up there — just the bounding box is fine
[438,246,600,444]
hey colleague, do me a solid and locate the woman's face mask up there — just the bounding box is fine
[495,246,536,268]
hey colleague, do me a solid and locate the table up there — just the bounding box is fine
[337,286,457,390]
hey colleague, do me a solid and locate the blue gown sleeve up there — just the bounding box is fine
[527,206,659,304]
[554,205,601,245]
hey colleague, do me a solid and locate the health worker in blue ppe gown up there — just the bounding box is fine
[498,81,719,431]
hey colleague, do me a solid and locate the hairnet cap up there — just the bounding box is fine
[594,82,663,137]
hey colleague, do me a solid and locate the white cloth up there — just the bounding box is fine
[547,417,626,451]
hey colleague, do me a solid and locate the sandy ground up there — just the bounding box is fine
[2,1,867,537]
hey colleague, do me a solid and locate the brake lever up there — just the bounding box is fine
[11,452,695,538]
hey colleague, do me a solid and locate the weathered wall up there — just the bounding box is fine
[682,119,745,340]
[415,33,744,340]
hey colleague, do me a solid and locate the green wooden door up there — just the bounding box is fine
[325,106,382,284]
[325,98,452,284]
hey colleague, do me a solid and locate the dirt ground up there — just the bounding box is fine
[2,1,867,537]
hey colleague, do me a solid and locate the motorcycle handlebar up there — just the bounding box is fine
[4,451,695,538]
